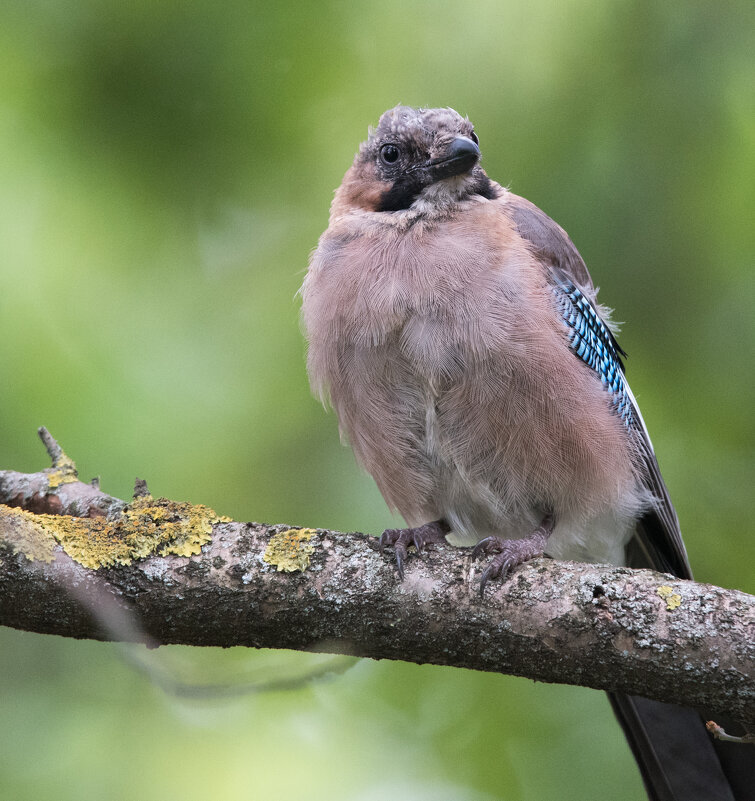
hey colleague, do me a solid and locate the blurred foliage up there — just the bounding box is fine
[0,1,752,799]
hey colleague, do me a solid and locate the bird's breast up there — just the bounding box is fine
[305,207,532,377]
[302,204,644,549]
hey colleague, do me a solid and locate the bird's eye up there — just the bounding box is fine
[470,130,479,146]
[379,144,400,165]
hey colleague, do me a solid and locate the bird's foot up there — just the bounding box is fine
[471,514,555,596]
[380,519,450,579]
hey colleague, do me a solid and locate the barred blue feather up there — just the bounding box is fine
[554,279,636,429]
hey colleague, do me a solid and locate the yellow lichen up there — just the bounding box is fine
[47,470,78,488]
[46,448,79,488]
[0,497,230,569]
[263,528,317,572]
[0,506,57,563]
[657,585,682,611]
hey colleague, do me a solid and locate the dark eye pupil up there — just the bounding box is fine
[380,144,400,164]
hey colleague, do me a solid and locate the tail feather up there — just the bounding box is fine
[615,512,753,800]
[609,694,740,801]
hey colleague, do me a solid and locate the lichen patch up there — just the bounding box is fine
[0,497,230,569]
[657,585,682,611]
[46,444,79,488]
[0,506,57,563]
[263,528,317,572]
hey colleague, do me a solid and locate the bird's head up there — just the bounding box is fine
[334,106,498,217]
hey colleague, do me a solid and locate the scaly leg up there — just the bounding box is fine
[380,519,451,579]
[471,514,555,596]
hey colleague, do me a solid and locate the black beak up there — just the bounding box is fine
[426,136,480,182]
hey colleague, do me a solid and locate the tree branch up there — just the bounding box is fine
[1,430,753,727]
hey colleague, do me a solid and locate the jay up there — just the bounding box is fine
[300,106,750,801]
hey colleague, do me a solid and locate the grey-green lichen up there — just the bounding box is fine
[0,496,230,569]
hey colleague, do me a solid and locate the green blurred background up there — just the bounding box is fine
[1,1,752,799]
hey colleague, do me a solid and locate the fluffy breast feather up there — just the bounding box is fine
[301,196,649,561]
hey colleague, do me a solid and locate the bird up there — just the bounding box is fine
[300,105,751,801]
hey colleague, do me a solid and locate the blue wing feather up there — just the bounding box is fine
[553,278,637,430]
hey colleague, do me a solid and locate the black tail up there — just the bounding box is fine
[613,509,753,801]
[609,694,753,801]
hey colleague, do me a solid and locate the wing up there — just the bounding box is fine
[505,193,691,579]
[505,193,594,287]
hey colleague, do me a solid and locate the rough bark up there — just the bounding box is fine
[0,430,753,728]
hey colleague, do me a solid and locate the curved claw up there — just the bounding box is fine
[498,557,515,582]
[479,555,513,597]
[474,520,552,596]
[380,528,405,553]
[379,520,450,578]
[471,536,498,561]
[479,564,496,597]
